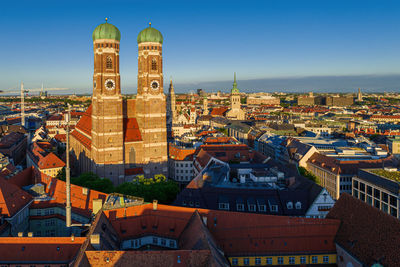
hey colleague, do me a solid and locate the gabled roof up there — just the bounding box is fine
[74,105,92,136]
[123,118,142,142]
[327,193,400,266]
[0,237,85,264]
[0,176,32,217]
[210,107,228,117]
[169,144,195,161]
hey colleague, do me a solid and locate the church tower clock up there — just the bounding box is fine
[136,23,168,177]
[91,19,124,183]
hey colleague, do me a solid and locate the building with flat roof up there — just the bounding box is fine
[352,168,400,219]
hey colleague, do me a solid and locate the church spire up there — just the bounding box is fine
[231,72,239,94]
[169,79,175,95]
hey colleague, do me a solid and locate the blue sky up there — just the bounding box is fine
[1,0,400,93]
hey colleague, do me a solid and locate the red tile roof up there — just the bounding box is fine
[71,130,92,150]
[103,204,340,256]
[124,118,142,142]
[54,133,66,143]
[0,237,85,263]
[32,173,108,217]
[327,193,400,266]
[0,176,32,217]
[210,107,228,116]
[169,144,195,161]
[74,105,92,136]
[30,142,65,170]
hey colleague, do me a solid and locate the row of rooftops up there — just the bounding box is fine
[0,193,399,266]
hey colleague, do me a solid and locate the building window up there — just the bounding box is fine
[169,240,175,247]
[248,204,256,212]
[287,202,293,209]
[255,258,261,265]
[323,256,329,263]
[312,256,318,263]
[237,203,244,211]
[277,257,283,264]
[266,258,272,265]
[289,257,295,264]
[270,205,278,212]
[218,203,229,210]
[382,203,388,213]
[232,259,238,266]
[153,237,158,244]
[106,56,112,69]
[258,204,266,212]
[151,59,157,70]
[374,188,380,199]
[244,258,250,265]
[367,185,372,195]
[382,192,388,203]
[300,256,306,264]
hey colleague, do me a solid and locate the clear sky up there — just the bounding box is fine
[1,0,400,93]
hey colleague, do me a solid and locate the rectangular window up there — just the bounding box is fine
[367,185,372,195]
[218,203,229,210]
[323,256,329,263]
[353,189,358,198]
[255,258,261,265]
[289,257,295,264]
[382,203,388,213]
[390,195,397,207]
[169,240,175,248]
[374,199,380,208]
[266,258,273,265]
[312,256,318,264]
[153,237,158,244]
[248,204,256,212]
[259,205,266,212]
[244,258,250,265]
[374,188,380,199]
[161,239,166,246]
[367,196,372,205]
[237,204,244,211]
[271,205,278,212]
[300,256,306,264]
[360,182,365,192]
[353,180,358,188]
[231,259,238,266]
[360,192,365,202]
[382,192,388,203]
[278,257,284,264]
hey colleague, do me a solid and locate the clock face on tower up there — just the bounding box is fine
[151,81,159,90]
[105,79,115,90]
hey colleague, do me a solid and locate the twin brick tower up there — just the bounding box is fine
[70,20,168,184]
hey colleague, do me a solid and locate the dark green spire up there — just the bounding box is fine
[231,72,239,93]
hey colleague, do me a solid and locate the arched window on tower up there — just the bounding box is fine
[152,59,157,70]
[106,56,113,69]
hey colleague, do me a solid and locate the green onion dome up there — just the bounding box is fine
[137,23,163,44]
[92,19,121,41]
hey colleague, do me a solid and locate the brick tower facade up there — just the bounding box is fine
[135,23,168,177]
[91,22,124,182]
[70,21,168,184]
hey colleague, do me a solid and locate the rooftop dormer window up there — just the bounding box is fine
[287,202,293,209]
[295,201,302,209]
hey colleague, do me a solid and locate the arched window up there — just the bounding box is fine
[106,56,112,69]
[151,59,157,70]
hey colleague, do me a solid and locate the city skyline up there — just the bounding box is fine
[2,0,400,93]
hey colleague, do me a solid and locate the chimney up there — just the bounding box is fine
[92,199,103,215]
[27,232,33,237]
[90,234,100,250]
[71,234,75,242]
[18,232,23,237]
[153,200,158,210]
